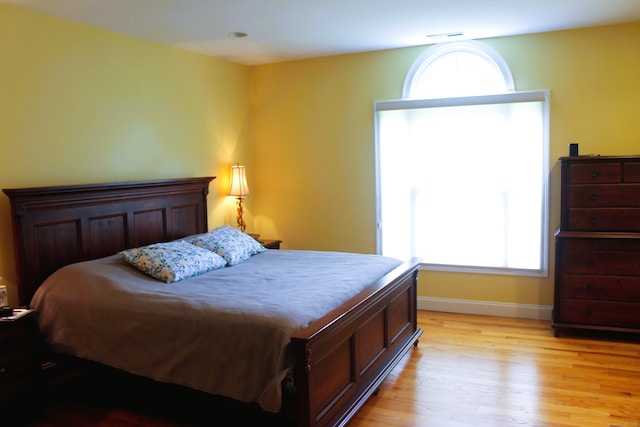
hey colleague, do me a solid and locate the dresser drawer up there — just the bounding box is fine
[562,237,640,251]
[569,162,621,184]
[558,299,640,329]
[562,249,640,276]
[623,161,640,182]
[562,274,640,301]
[567,208,640,231]
[568,184,640,207]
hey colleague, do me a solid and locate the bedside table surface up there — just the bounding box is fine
[260,239,282,249]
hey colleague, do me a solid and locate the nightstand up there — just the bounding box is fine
[260,239,282,250]
[0,311,42,420]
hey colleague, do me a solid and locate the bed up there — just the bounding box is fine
[3,176,422,427]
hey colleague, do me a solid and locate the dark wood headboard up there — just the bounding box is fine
[3,177,215,306]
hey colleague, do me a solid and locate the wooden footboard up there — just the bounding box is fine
[292,257,422,427]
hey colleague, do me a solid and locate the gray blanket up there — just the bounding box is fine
[31,249,402,412]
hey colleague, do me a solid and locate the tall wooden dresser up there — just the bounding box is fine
[553,155,640,336]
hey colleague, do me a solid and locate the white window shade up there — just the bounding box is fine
[375,91,549,275]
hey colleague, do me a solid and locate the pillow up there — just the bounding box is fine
[120,240,227,283]
[190,225,265,266]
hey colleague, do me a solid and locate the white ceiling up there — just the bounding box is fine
[5,0,640,65]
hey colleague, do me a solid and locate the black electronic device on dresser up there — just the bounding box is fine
[0,310,42,421]
[553,155,640,336]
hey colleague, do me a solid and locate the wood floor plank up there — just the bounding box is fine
[25,310,640,426]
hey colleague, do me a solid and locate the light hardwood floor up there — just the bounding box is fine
[27,311,640,427]
[351,311,640,427]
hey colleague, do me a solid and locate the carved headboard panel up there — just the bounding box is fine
[3,177,214,306]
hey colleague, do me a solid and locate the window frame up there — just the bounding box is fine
[374,41,550,277]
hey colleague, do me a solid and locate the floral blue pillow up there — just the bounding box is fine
[120,240,227,283]
[190,225,265,266]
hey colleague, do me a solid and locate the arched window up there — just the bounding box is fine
[375,41,550,276]
[403,41,514,98]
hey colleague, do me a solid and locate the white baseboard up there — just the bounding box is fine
[418,296,552,321]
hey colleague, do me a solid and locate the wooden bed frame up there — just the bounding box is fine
[3,177,422,427]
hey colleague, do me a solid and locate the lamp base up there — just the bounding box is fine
[236,197,246,232]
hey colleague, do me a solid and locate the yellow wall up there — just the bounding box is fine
[251,22,640,308]
[0,5,252,306]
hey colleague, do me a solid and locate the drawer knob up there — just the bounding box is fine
[590,193,599,201]
[0,367,5,374]
[585,308,592,316]
[590,216,598,225]
[586,284,594,292]
[591,171,599,178]
[587,259,594,267]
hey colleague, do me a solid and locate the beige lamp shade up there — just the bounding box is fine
[228,164,249,196]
